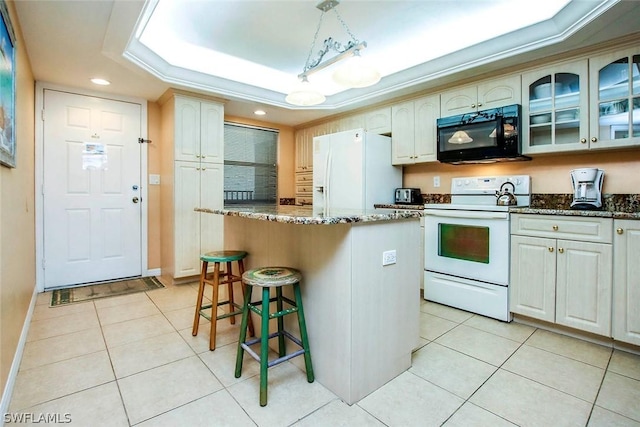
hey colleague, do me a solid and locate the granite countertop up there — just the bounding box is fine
[509,207,640,219]
[373,203,424,210]
[195,205,422,225]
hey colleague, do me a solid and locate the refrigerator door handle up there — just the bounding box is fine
[325,148,332,212]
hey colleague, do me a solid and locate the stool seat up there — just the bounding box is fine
[235,266,314,406]
[201,250,248,263]
[242,267,301,287]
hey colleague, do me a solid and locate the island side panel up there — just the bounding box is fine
[349,219,421,403]
[224,216,355,402]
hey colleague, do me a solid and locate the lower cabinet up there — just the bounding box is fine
[295,171,313,206]
[510,214,613,336]
[613,219,640,346]
[173,161,224,278]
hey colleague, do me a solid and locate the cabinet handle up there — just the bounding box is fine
[471,103,476,108]
[591,137,598,143]
[552,225,558,231]
[202,155,206,159]
[477,103,482,107]
[580,138,587,144]
[202,168,206,171]
[196,155,201,158]
[617,228,623,234]
[196,167,201,171]
[558,248,564,254]
[548,247,554,252]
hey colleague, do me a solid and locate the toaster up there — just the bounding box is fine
[395,188,422,204]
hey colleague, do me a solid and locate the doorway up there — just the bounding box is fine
[36,85,149,290]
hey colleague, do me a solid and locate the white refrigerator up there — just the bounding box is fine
[313,129,402,211]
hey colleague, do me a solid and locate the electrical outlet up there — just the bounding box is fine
[382,250,397,266]
[433,176,440,188]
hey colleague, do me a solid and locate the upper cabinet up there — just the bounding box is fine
[174,96,224,163]
[522,60,589,154]
[391,94,439,165]
[589,47,640,150]
[295,128,313,172]
[440,74,521,116]
[365,107,392,135]
[523,46,640,154]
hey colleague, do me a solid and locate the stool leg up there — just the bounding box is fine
[293,283,314,383]
[276,287,286,358]
[260,286,270,406]
[234,283,252,379]
[238,259,255,337]
[192,260,208,336]
[226,261,236,325]
[209,262,221,351]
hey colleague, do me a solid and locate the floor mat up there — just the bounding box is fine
[50,276,165,306]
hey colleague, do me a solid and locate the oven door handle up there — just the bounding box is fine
[423,210,509,220]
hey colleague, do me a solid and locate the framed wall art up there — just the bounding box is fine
[0,0,15,168]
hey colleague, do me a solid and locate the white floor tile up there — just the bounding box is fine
[358,371,464,426]
[470,369,592,426]
[588,406,640,426]
[595,371,640,422]
[419,312,458,341]
[410,342,497,399]
[525,329,612,368]
[421,300,475,323]
[608,349,640,381]
[502,344,605,402]
[463,315,536,343]
[118,356,223,425]
[109,331,195,378]
[295,399,385,426]
[102,313,174,348]
[435,324,521,366]
[443,402,517,427]
[19,327,105,370]
[136,390,254,427]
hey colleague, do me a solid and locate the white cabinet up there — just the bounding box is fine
[365,107,392,134]
[612,219,640,346]
[295,128,313,173]
[510,214,613,336]
[295,171,313,206]
[175,96,224,163]
[174,161,223,277]
[440,74,521,116]
[522,60,590,154]
[160,94,225,280]
[588,47,640,150]
[391,94,439,165]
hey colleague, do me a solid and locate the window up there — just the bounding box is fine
[224,123,278,205]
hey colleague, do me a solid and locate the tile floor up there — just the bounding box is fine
[7,282,640,426]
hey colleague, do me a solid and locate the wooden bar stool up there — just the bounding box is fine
[234,266,314,406]
[192,250,254,351]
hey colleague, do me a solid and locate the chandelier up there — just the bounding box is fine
[285,0,381,106]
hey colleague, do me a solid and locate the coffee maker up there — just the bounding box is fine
[570,168,604,210]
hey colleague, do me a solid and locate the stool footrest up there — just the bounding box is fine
[248,296,298,319]
[198,300,244,322]
[240,330,306,368]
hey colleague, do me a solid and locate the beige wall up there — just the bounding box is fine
[1,0,36,397]
[403,149,640,195]
[146,102,162,269]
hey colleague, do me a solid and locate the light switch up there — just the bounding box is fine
[149,174,160,185]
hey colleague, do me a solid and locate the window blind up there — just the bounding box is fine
[224,123,278,205]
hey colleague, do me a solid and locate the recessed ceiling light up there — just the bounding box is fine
[91,78,110,86]
[254,110,266,116]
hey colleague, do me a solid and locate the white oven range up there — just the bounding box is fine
[423,175,531,322]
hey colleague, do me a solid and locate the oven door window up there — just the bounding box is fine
[438,223,489,264]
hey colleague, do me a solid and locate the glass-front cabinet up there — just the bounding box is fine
[589,48,640,149]
[522,60,589,154]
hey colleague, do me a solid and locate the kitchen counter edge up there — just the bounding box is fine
[195,206,422,224]
[509,207,640,219]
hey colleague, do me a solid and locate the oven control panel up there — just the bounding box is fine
[452,175,531,195]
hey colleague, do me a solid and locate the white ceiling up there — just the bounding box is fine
[14,0,640,127]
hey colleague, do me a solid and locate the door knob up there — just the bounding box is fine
[132,197,139,203]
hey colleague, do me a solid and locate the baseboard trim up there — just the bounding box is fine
[0,286,38,418]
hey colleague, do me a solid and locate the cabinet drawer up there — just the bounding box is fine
[511,214,612,243]
[296,171,313,184]
[296,185,313,194]
[296,197,312,206]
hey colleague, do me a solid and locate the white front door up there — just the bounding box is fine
[43,89,143,288]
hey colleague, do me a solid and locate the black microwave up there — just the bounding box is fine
[436,104,530,164]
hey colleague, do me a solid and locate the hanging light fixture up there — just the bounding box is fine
[286,0,380,106]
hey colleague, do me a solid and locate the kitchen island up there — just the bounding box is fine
[196,205,422,404]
